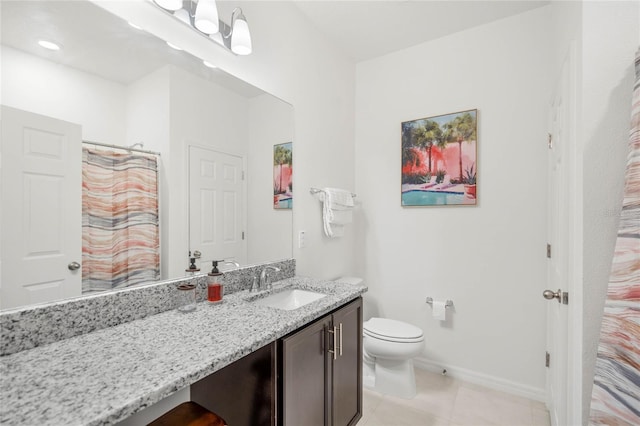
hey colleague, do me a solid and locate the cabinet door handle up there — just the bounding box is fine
[327,326,337,360]
[339,323,343,357]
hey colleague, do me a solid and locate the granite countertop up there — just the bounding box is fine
[0,277,367,426]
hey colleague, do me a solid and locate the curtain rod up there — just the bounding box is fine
[82,140,161,156]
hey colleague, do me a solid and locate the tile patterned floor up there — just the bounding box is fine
[359,369,551,426]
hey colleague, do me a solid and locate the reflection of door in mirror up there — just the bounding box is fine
[189,146,246,270]
[1,106,82,309]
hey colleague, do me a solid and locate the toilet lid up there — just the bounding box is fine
[363,318,424,342]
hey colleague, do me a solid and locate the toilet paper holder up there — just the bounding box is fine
[426,297,453,308]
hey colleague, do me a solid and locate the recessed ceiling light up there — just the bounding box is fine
[38,40,61,51]
[203,60,217,69]
[166,41,182,51]
[128,22,143,30]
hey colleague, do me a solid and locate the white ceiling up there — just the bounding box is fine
[291,0,550,61]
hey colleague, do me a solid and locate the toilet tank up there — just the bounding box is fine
[335,277,363,286]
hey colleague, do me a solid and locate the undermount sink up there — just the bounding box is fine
[252,289,326,310]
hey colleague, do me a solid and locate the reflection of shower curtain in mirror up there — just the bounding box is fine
[82,148,160,292]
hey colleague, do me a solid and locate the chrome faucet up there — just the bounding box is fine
[259,266,281,290]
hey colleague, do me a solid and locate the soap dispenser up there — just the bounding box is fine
[207,260,225,304]
[177,252,199,313]
[185,252,200,277]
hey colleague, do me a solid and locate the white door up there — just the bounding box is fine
[0,106,82,309]
[189,146,245,271]
[545,45,577,426]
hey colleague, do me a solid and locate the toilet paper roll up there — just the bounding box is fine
[432,300,447,321]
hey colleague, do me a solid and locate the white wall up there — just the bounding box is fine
[1,45,126,143]
[580,1,639,422]
[247,93,294,264]
[355,7,552,399]
[95,0,357,280]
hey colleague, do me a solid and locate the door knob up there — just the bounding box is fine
[193,250,202,259]
[543,289,562,303]
[68,261,81,271]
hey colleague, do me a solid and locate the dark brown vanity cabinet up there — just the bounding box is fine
[191,297,362,426]
[279,297,363,426]
[192,343,276,426]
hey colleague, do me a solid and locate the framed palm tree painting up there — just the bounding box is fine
[401,109,477,206]
[274,142,293,209]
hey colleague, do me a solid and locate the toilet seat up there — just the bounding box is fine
[364,318,424,343]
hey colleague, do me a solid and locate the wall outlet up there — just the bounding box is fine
[298,231,306,248]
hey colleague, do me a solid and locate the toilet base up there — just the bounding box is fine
[363,356,376,389]
[372,358,417,399]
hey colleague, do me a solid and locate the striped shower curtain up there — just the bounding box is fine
[589,50,640,424]
[82,148,160,292]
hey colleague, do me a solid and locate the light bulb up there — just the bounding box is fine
[231,17,251,55]
[194,0,219,34]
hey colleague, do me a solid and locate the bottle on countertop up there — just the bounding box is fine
[206,260,241,304]
[207,260,225,304]
[177,253,200,313]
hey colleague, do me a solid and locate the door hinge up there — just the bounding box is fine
[548,133,553,149]
[545,351,550,368]
[562,292,569,305]
[242,231,245,240]
[547,243,551,258]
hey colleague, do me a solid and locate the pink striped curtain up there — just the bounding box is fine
[82,148,160,292]
[590,50,640,424]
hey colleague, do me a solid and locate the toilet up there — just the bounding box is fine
[335,277,425,399]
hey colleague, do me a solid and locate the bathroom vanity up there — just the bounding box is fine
[0,275,366,425]
[191,297,362,426]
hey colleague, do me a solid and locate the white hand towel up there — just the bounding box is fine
[329,209,352,225]
[315,187,355,238]
[326,188,354,207]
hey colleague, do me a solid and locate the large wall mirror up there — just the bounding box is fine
[0,1,293,310]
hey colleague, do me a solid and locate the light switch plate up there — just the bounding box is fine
[298,231,306,248]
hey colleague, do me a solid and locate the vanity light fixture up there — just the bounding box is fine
[38,40,61,51]
[228,8,252,55]
[194,0,219,34]
[152,0,252,56]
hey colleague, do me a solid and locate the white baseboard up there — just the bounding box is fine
[413,357,547,403]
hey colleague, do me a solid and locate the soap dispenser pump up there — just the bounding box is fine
[207,260,224,304]
[185,251,200,277]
